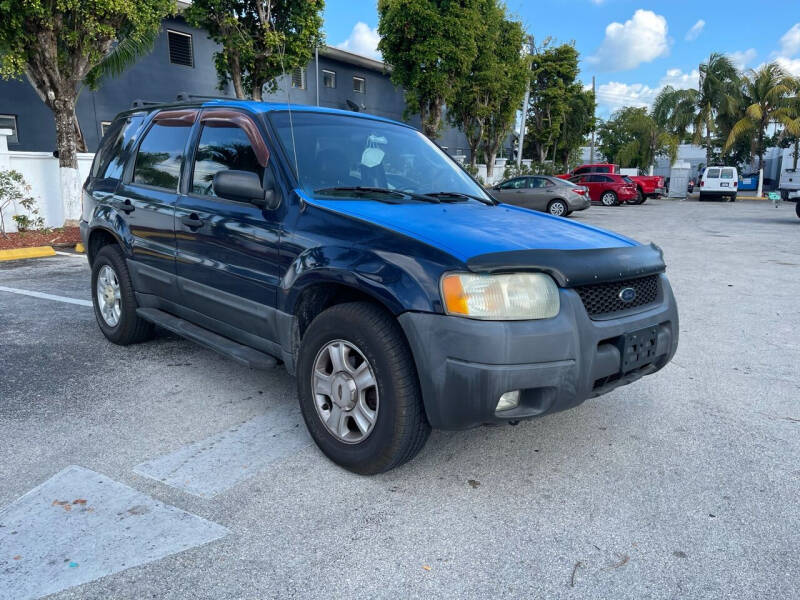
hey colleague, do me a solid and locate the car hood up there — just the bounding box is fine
[304,195,637,262]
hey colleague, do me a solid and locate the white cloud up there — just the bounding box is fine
[684,19,705,41]
[778,23,800,57]
[727,48,757,70]
[775,56,800,76]
[588,10,670,71]
[335,22,382,60]
[594,68,699,115]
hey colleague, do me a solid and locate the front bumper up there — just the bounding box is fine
[398,274,678,430]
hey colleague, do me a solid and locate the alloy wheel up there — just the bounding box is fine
[312,339,379,444]
[96,265,121,327]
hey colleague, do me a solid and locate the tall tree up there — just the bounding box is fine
[725,62,798,171]
[186,0,324,101]
[554,86,595,171]
[378,0,482,138]
[523,43,580,163]
[652,85,698,141]
[0,0,174,222]
[695,53,740,165]
[615,108,678,169]
[480,15,528,177]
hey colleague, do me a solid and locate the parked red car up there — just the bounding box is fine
[568,173,638,206]
[558,163,665,204]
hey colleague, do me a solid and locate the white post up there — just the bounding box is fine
[757,168,764,198]
[0,128,11,171]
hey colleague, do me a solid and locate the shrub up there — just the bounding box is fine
[0,170,43,235]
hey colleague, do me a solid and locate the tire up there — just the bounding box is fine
[600,191,618,206]
[796,201,800,219]
[698,192,706,202]
[91,245,154,345]
[296,302,430,474]
[730,194,737,202]
[631,188,645,205]
[547,199,568,216]
[781,189,789,201]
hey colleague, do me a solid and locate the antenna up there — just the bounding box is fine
[278,43,301,181]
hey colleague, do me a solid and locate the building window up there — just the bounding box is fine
[100,121,112,137]
[167,30,193,67]
[0,114,19,144]
[322,69,336,89]
[353,76,366,94]
[291,67,306,89]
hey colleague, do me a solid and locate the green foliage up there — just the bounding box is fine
[0,170,41,236]
[724,63,799,169]
[0,0,174,165]
[501,161,555,179]
[378,0,483,138]
[186,0,324,100]
[553,86,595,171]
[524,42,584,163]
[598,107,677,169]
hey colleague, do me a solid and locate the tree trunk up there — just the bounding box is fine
[229,52,245,99]
[422,99,442,139]
[252,84,263,102]
[52,97,82,224]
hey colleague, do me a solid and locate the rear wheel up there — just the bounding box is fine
[547,199,568,216]
[730,194,737,202]
[91,245,153,345]
[796,201,800,219]
[698,192,706,202]
[601,191,618,206]
[297,302,430,474]
[631,188,645,205]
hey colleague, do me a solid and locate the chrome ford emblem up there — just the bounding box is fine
[618,287,637,303]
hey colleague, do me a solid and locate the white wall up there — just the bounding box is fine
[1,148,93,232]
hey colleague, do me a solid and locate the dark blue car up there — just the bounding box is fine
[81,100,679,474]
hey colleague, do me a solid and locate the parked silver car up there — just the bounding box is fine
[491,175,590,216]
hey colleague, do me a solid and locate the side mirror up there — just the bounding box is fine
[213,170,281,210]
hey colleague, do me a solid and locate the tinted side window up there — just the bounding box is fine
[133,122,192,190]
[574,167,588,175]
[500,178,523,189]
[191,124,264,196]
[92,115,146,180]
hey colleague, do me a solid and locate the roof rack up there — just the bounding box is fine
[130,99,161,108]
[175,92,242,102]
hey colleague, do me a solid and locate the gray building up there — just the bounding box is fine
[0,13,470,157]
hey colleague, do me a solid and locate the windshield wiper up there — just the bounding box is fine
[423,191,497,206]
[313,186,440,203]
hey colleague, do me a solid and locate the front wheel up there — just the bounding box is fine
[601,191,619,206]
[297,302,430,474]
[91,245,153,345]
[547,199,568,216]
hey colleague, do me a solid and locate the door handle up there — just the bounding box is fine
[110,198,135,213]
[180,214,205,229]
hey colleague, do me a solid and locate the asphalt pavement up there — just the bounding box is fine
[1,198,798,599]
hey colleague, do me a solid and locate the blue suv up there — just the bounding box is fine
[81,100,679,474]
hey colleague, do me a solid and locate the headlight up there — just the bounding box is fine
[441,272,560,320]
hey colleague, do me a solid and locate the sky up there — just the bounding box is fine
[322,0,800,118]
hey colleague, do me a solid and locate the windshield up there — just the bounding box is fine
[268,111,490,201]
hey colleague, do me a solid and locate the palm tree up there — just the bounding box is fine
[616,108,678,170]
[725,63,798,171]
[777,79,800,170]
[695,53,740,165]
[652,85,698,140]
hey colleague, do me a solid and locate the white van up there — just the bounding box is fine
[699,166,738,201]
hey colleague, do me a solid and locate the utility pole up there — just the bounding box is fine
[589,75,596,164]
[516,36,534,168]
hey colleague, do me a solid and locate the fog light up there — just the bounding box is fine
[496,390,520,412]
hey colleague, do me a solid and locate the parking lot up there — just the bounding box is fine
[1,198,798,599]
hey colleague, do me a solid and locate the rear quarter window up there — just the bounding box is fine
[91,114,146,180]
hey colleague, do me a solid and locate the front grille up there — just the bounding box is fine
[575,274,660,317]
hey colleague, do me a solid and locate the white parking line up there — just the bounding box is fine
[0,465,228,600]
[134,407,311,498]
[0,285,92,307]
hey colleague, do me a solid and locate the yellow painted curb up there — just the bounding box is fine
[0,246,57,261]
[75,242,85,253]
